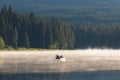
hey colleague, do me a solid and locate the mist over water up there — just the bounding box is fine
[0,49,120,80]
[0,49,120,73]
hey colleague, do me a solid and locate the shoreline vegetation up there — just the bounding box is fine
[0,47,61,51]
[0,47,119,51]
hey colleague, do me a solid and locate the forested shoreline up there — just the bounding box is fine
[0,5,120,49]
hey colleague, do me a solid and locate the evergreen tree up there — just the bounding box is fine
[40,19,46,48]
[23,32,30,48]
[15,28,18,48]
[0,15,7,43]
[8,6,13,15]
[10,27,18,49]
[46,24,53,48]
[1,5,7,15]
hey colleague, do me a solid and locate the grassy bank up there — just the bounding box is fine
[0,48,52,51]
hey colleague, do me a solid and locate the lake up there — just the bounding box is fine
[1,70,120,80]
[0,49,120,80]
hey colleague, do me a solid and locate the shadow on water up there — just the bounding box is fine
[1,70,120,80]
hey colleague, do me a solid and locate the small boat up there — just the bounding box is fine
[56,55,66,62]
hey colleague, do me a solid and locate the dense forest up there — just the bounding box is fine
[0,5,75,49]
[0,5,120,49]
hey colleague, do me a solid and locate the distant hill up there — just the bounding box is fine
[1,0,120,9]
[1,0,120,25]
[1,0,120,14]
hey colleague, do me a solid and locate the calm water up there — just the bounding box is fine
[0,71,120,80]
[1,50,120,80]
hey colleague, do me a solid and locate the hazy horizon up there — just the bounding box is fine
[1,0,120,10]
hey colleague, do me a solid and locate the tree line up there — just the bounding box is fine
[74,25,120,49]
[0,5,120,49]
[0,5,75,49]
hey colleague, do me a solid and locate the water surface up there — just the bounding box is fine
[1,70,120,80]
[0,50,120,80]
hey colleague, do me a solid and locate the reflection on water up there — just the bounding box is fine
[1,70,120,80]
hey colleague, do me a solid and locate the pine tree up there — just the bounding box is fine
[8,6,13,15]
[0,15,7,43]
[10,27,18,49]
[23,32,30,48]
[1,5,9,26]
[1,5,7,15]
[12,28,18,49]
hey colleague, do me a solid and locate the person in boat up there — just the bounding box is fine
[60,55,63,58]
[56,55,63,59]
